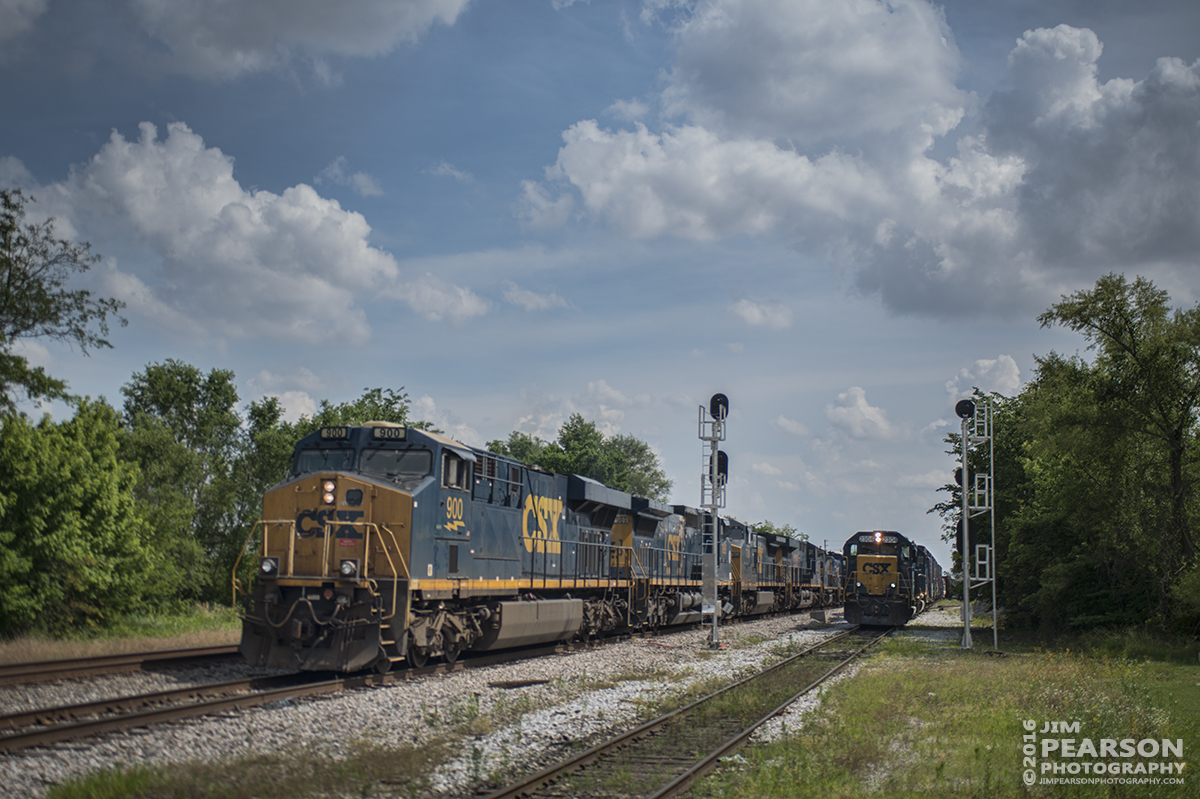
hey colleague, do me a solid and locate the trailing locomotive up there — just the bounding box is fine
[842,530,943,626]
[234,422,839,673]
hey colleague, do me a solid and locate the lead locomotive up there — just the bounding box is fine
[235,422,841,672]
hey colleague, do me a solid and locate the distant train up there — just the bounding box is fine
[842,530,944,626]
[234,422,844,673]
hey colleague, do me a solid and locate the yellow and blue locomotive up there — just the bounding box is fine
[842,529,939,626]
[235,422,837,672]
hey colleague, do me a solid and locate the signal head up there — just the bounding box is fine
[710,393,729,420]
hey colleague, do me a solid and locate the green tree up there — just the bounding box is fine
[603,433,673,501]
[487,431,548,465]
[119,360,242,601]
[0,400,164,634]
[488,414,672,502]
[751,520,804,541]
[933,275,1200,631]
[1037,274,1200,616]
[0,189,125,411]
[290,387,432,440]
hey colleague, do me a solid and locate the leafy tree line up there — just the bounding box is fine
[0,367,427,635]
[487,413,672,502]
[934,274,1200,635]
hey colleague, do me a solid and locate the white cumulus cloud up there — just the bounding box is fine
[31,121,481,343]
[772,415,811,437]
[44,122,399,344]
[732,298,792,329]
[0,0,47,42]
[316,156,384,197]
[393,272,488,325]
[525,0,1200,320]
[502,280,569,311]
[129,0,472,80]
[660,0,966,148]
[427,161,474,183]
[826,386,894,440]
[946,354,1022,399]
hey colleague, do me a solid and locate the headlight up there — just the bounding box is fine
[889,582,896,589]
[322,481,336,504]
[339,559,359,578]
[260,557,279,575]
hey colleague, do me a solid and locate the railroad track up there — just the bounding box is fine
[0,609,842,757]
[478,625,889,799]
[0,672,325,753]
[0,636,619,754]
[0,645,241,687]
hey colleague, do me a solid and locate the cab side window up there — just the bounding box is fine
[442,452,469,491]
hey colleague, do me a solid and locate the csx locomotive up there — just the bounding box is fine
[234,422,843,672]
[842,530,944,625]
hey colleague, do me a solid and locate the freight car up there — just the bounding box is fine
[234,422,839,673]
[913,544,945,613]
[842,530,941,626]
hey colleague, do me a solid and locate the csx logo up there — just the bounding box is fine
[862,562,892,575]
[296,509,364,539]
[523,494,563,554]
[667,533,682,562]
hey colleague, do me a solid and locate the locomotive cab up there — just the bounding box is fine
[236,423,492,671]
[843,530,917,626]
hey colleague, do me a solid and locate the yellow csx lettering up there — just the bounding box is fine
[666,533,682,562]
[523,494,563,554]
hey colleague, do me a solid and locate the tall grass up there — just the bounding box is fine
[0,603,240,664]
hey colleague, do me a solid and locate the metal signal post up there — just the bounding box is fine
[955,397,998,651]
[699,393,729,648]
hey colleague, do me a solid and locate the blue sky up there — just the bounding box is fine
[3,0,1198,567]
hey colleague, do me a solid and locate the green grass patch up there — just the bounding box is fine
[0,603,241,664]
[691,630,1197,798]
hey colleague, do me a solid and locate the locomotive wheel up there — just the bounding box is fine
[442,633,464,664]
[407,640,429,669]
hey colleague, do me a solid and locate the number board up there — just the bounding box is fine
[372,426,406,440]
[859,533,899,544]
[320,427,349,439]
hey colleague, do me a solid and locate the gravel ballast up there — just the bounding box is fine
[1,611,861,798]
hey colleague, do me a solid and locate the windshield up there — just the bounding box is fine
[294,448,354,475]
[360,447,432,480]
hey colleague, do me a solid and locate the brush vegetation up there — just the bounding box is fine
[691,620,1199,799]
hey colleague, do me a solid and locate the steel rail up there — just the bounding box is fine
[0,608,843,756]
[479,626,862,799]
[648,627,892,799]
[0,673,361,753]
[0,672,315,734]
[0,645,240,687]
[0,634,633,753]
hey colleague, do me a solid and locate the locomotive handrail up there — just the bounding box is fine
[231,518,299,606]
[289,518,408,622]
[375,523,409,621]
